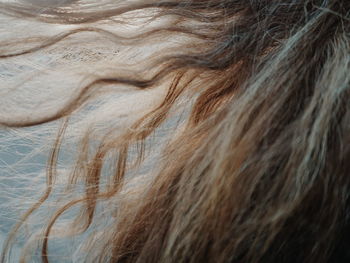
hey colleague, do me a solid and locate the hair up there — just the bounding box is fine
[0,0,349,262]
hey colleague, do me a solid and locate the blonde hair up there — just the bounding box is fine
[0,0,349,262]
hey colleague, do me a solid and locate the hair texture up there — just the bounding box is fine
[0,0,349,262]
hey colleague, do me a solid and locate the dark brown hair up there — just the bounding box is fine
[0,0,349,262]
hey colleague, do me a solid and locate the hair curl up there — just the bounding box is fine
[0,0,349,262]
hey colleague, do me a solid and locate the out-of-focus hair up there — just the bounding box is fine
[0,0,349,262]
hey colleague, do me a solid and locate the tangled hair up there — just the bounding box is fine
[0,0,349,262]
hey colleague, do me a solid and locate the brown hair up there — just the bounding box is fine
[0,0,349,262]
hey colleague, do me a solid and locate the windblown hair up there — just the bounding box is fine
[0,0,349,262]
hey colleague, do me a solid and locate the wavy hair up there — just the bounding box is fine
[0,0,349,262]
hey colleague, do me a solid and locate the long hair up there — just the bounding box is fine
[0,0,349,262]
